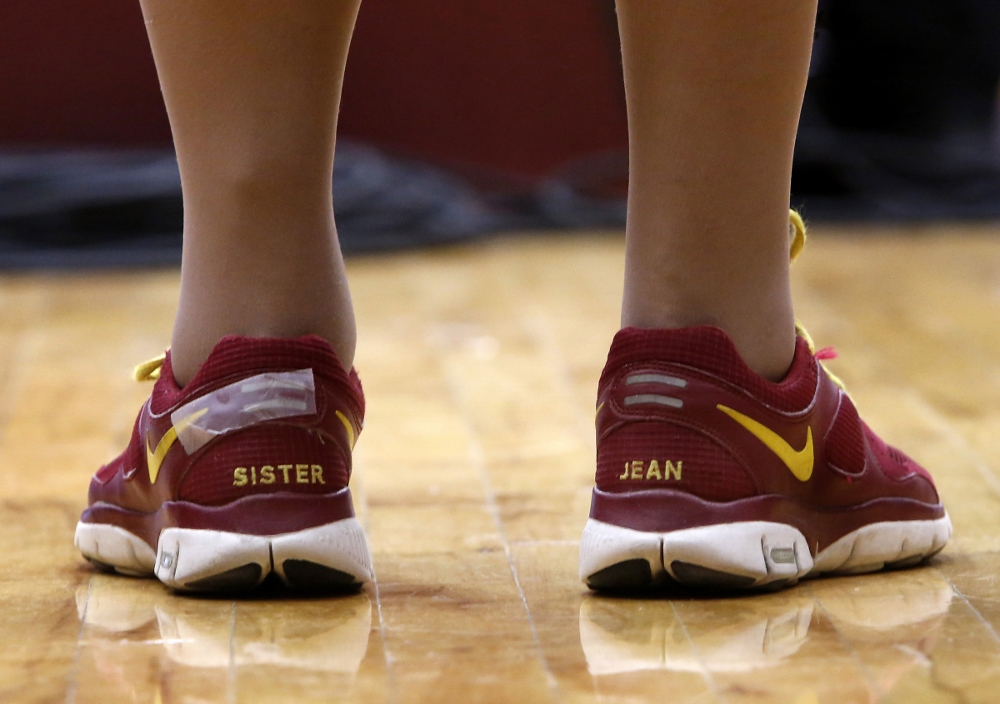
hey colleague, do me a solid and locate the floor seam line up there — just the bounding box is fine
[812,585,885,699]
[353,448,398,704]
[440,354,565,704]
[226,602,237,704]
[670,600,725,704]
[916,399,1000,496]
[939,570,1000,644]
[62,574,92,704]
[526,312,601,442]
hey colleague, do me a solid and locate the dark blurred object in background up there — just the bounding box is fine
[0,144,503,268]
[793,0,1000,219]
[1,0,999,269]
[821,0,1000,138]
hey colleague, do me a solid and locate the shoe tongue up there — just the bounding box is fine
[603,326,816,411]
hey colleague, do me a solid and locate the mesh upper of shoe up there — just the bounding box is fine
[823,393,866,475]
[596,325,939,504]
[90,335,364,507]
[863,421,935,484]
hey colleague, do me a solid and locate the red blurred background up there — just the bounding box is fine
[0,0,628,180]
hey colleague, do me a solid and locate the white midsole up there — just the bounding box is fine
[75,523,157,577]
[75,518,373,590]
[579,514,952,586]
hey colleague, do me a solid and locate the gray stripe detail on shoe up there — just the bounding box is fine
[623,394,683,409]
[625,373,687,388]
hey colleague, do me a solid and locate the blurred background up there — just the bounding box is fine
[1,0,999,268]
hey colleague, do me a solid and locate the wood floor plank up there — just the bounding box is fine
[0,500,91,704]
[5,226,1000,703]
[809,568,959,703]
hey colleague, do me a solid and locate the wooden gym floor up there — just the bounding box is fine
[3,224,1000,703]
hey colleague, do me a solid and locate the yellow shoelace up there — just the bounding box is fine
[789,209,847,392]
[133,353,166,382]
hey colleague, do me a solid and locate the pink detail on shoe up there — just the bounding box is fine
[590,325,946,554]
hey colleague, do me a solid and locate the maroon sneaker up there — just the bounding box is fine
[579,325,951,591]
[75,335,372,592]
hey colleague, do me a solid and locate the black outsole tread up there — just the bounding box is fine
[282,560,363,592]
[185,563,263,592]
[586,558,762,593]
[585,552,940,594]
[669,561,758,589]
[85,557,116,573]
[585,559,654,590]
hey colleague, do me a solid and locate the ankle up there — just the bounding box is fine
[170,229,356,386]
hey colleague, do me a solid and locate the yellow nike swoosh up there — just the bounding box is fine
[335,410,356,449]
[146,408,209,484]
[717,404,814,482]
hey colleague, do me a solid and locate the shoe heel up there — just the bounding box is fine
[579,520,662,590]
[75,522,157,577]
[580,518,813,592]
[155,517,372,592]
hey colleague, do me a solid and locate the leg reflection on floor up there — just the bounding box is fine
[580,568,953,703]
[74,577,374,703]
[64,559,977,703]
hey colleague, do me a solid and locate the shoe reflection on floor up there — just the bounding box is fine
[579,568,953,703]
[74,576,372,703]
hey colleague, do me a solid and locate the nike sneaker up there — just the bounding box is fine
[579,214,951,591]
[75,335,373,592]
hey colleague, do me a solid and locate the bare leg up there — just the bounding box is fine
[139,0,361,384]
[617,0,817,380]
